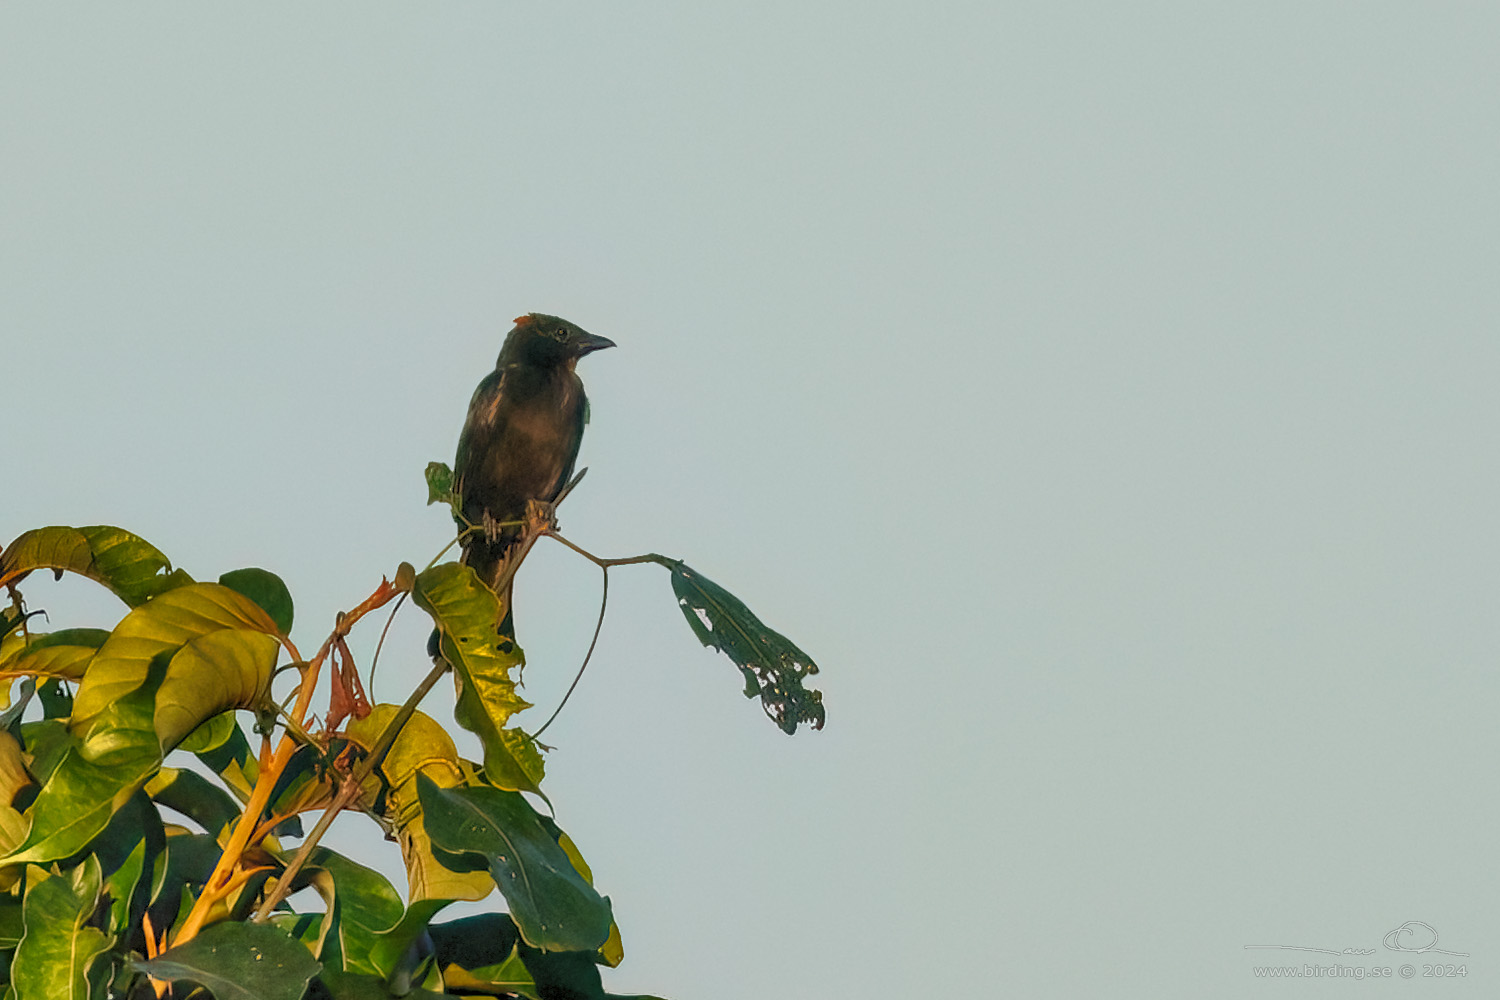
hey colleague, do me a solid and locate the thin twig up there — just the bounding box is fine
[368,591,407,689]
[528,565,609,740]
[519,534,679,735]
[547,531,677,571]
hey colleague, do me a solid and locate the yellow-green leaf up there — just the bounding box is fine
[131,921,321,1000]
[346,705,492,904]
[71,583,279,741]
[3,740,158,866]
[413,563,537,791]
[153,630,279,752]
[0,628,108,686]
[11,858,114,998]
[0,525,193,606]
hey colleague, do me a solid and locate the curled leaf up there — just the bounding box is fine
[70,583,280,742]
[153,629,280,753]
[0,525,193,606]
[0,628,109,685]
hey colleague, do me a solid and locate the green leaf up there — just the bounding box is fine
[95,791,165,941]
[152,629,279,753]
[518,946,607,1000]
[260,742,331,828]
[417,774,612,954]
[428,913,534,996]
[178,710,241,755]
[146,768,242,840]
[425,461,457,508]
[11,857,114,1000]
[0,525,193,607]
[299,849,403,977]
[38,677,73,719]
[145,833,221,932]
[267,910,325,954]
[345,705,466,797]
[76,645,169,766]
[314,968,450,999]
[218,568,295,636]
[191,720,259,801]
[0,895,22,947]
[432,915,658,1000]
[368,897,450,991]
[70,582,279,743]
[412,563,539,792]
[132,921,321,1000]
[547,821,623,968]
[484,726,547,794]
[5,659,164,866]
[4,741,159,867]
[669,562,825,734]
[16,628,111,650]
[19,719,73,786]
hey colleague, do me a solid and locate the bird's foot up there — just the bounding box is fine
[524,499,559,538]
[481,511,506,544]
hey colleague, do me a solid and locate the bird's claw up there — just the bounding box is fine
[524,499,559,537]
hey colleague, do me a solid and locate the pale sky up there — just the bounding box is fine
[5,4,1499,997]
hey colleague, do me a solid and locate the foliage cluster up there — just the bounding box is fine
[0,487,821,999]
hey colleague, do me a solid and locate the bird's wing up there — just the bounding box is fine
[453,367,509,508]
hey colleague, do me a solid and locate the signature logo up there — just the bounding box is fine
[1382,920,1467,957]
[1244,920,1469,958]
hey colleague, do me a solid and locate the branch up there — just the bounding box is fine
[172,571,410,947]
[251,652,451,922]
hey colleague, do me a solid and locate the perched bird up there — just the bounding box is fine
[450,313,615,640]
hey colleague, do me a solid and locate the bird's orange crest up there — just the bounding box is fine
[513,313,535,326]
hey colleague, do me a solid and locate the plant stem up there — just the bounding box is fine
[172,573,407,946]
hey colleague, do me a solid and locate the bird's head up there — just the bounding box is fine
[499,313,616,370]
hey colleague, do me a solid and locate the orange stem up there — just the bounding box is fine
[170,574,405,947]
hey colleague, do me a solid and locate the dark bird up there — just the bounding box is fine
[450,313,615,641]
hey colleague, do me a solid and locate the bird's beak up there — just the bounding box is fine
[576,333,616,356]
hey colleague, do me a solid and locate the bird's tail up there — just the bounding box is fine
[496,579,516,642]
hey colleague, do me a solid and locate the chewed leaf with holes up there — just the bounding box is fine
[411,563,539,792]
[669,562,824,734]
